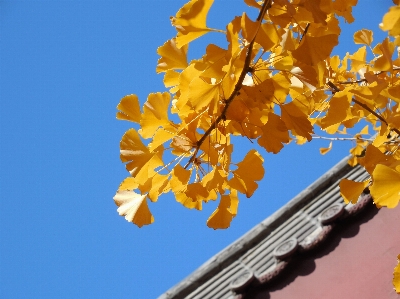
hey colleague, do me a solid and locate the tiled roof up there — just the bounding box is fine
[158,156,371,299]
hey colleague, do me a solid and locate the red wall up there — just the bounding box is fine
[249,204,400,299]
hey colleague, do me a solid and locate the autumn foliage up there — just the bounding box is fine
[114,0,400,291]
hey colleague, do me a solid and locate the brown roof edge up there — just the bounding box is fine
[158,155,353,299]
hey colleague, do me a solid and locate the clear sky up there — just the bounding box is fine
[0,1,394,298]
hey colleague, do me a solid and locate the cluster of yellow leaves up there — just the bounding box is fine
[116,1,400,288]
[334,3,400,211]
[115,0,400,239]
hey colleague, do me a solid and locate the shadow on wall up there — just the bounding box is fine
[246,201,379,299]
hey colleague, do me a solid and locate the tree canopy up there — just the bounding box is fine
[113,0,400,292]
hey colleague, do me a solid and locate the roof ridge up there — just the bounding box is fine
[159,155,356,299]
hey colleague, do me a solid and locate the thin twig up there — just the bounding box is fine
[312,136,373,142]
[299,23,310,43]
[337,79,367,85]
[351,100,400,136]
[351,98,388,126]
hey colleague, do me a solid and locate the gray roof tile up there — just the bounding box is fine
[159,156,371,299]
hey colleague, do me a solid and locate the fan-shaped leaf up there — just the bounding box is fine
[171,0,215,48]
[281,102,314,141]
[120,129,163,177]
[116,94,141,123]
[292,34,338,66]
[140,92,171,139]
[229,150,264,197]
[156,39,188,73]
[258,112,290,154]
[370,164,400,208]
[353,29,373,45]
[114,191,154,227]
[339,179,369,204]
[207,191,239,229]
[381,5,400,36]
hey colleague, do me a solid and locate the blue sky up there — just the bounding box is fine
[0,1,394,298]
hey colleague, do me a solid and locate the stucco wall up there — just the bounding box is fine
[247,203,400,299]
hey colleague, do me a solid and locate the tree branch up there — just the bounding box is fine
[337,79,367,85]
[327,81,400,137]
[299,23,310,43]
[184,0,272,169]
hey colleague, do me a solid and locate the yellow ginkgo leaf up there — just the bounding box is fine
[353,29,373,45]
[332,0,357,23]
[271,73,291,100]
[170,164,191,194]
[171,135,194,155]
[148,173,170,202]
[303,0,328,24]
[207,191,239,229]
[175,190,203,210]
[175,182,214,210]
[358,144,395,174]
[320,90,351,129]
[140,92,171,139]
[339,179,369,204]
[202,167,227,195]
[229,149,264,198]
[281,101,314,141]
[290,63,318,91]
[372,123,390,147]
[269,2,294,28]
[241,79,274,105]
[381,5,400,36]
[186,182,215,203]
[244,0,261,9]
[241,12,259,42]
[350,81,388,109]
[171,0,215,48]
[118,177,139,191]
[258,112,290,154]
[113,191,154,227]
[255,23,280,52]
[116,94,141,123]
[291,34,338,66]
[226,16,241,58]
[319,141,332,155]
[225,99,250,122]
[382,85,400,103]
[370,164,400,208]
[239,107,267,139]
[201,44,228,81]
[148,125,177,153]
[394,254,400,294]
[348,46,367,72]
[120,129,163,177]
[163,70,180,92]
[188,77,219,112]
[348,141,368,167]
[156,38,188,73]
[372,38,394,71]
